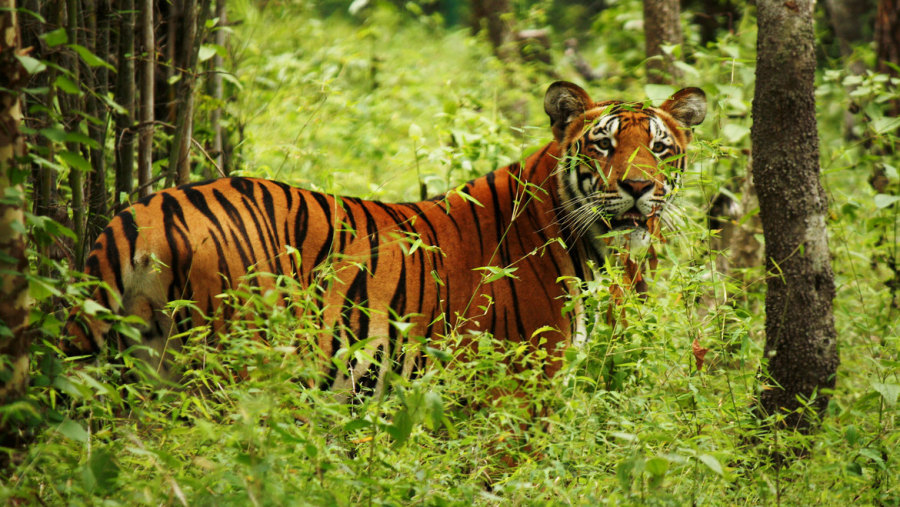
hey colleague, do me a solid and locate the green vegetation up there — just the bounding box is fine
[3,0,899,504]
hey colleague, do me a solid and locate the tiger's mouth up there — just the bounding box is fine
[609,208,651,230]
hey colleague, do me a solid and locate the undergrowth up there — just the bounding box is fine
[3,0,899,505]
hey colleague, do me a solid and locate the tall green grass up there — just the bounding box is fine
[4,0,898,504]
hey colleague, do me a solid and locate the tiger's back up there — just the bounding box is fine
[67,146,578,393]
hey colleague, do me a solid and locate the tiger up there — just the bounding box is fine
[62,81,706,397]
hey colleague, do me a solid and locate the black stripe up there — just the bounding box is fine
[213,188,263,277]
[209,232,233,294]
[118,209,139,267]
[160,193,192,301]
[355,200,381,274]
[461,184,484,257]
[388,263,407,375]
[486,172,511,267]
[182,185,228,243]
[310,192,335,269]
[101,226,124,296]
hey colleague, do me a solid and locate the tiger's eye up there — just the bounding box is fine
[652,141,668,153]
[597,138,613,150]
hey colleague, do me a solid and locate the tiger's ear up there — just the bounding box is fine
[544,81,592,143]
[660,87,707,128]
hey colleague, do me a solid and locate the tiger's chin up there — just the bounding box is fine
[607,213,654,257]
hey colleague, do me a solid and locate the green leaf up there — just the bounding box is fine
[474,265,519,283]
[42,28,68,47]
[844,424,859,446]
[39,126,67,143]
[82,299,108,316]
[884,163,898,181]
[611,431,637,442]
[57,418,89,443]
[69,44,115,71]
[54,75,82,96]
[723,123,750,144]
[858,447,886,467]
[58,150,92,173]
[408,123,423,141]
[698,454,724,476]
[644,84,675,105]
[646,457,668,477]
[87,448,120,492]
[198,44,218,63]
[425,391,443,430]
[27,275,61,302]
[389,320,414,337]
[387,408,413,447]
[15,54,46,74]
[343,418,371,433]
[874,194,900,209]
[424,346,452,362]
[871,116,900,135]
[871,382,900,407]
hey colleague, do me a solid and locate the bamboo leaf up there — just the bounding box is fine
[57,418,89,443]
[874,194,900,209]
[69,43,115,71]
[41,27,68,47]
[58,150,92,173]
[15,54,46,74]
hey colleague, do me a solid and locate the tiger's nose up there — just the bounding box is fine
[619,179,654,198]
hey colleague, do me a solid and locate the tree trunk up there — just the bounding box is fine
[0,0,31,420]
[21,0,55,219]
[470,0,511,58]
[873,0,900,305]
[875,0,900,116]
[85,0,111,242]
[115,0,136,208]
[643,0,684,84]
[209,0,226,176]
[752,0,839,429]
[137,0,154,198]
[170,0,209,185]
[63,0,86,268]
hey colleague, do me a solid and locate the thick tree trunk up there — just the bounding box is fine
[137,0,154,198]
[0,0,31,416]
[752,0,839,429]
[643,0,684,84]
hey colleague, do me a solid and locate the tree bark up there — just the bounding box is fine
[752,0,839,429]
[170,0,209,185]
[643,0,684,84]
[115,0,136,208]
[137,0,154,198]
[470,0,511,58]
[63,0,86,268]
[875,0,900,116]
[209,0,226,176]
[85,0,111,242]
[0,0,31,415]
[21,0,55,219]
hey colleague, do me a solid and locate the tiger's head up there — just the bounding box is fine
[544,81,706,259]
